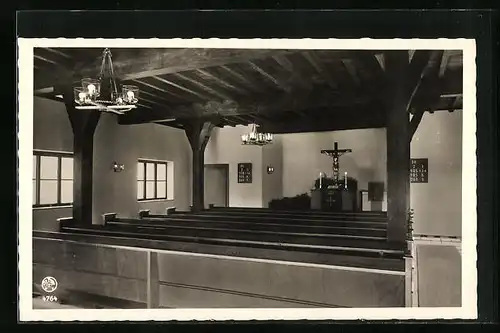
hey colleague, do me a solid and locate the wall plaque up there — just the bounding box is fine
[237,163,253,183]
[410,158,428,183]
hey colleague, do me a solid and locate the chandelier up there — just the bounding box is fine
[241,123,274,146]
[73,48,139,115]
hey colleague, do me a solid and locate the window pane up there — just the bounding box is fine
[157,181,166,198]
[40,156,58,179]
[146,163,155,181]
[137,180,144,199]
[146,181,155,199]
[137,162,145,180]
[39,180,58,205]
[32,180,37,205]
[61,157,73,180]
[33,155,37,179]
[156,163,166,181]
[61,180,73,203]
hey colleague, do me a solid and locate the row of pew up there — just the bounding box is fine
[57,206,406,272]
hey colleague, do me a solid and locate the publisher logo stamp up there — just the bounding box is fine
[41,276,58,293]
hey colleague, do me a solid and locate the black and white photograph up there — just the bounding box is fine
[18,38,477,321]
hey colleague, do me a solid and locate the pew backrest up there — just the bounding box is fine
[139,210,150,218]
[102,213,117,225]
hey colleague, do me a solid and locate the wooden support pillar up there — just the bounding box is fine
[146,251,160,308]
[62,88,101,226]
[385,52,412,244]
[184,119,214,212]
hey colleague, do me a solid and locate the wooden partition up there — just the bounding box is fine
[33,234,405,308]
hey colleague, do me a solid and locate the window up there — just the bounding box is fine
[33,151,73,207]
[137,159,171,201]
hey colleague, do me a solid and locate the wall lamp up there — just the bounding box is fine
[112,161,125,172]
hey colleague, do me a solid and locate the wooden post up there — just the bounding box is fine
[404,254,413,307]
[385,51,411,245]
[184,120,214,212]
[147,251,160,308]
[63,88,101,226]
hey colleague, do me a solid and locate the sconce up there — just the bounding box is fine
[112,161,125,173]
[267,166,274,174]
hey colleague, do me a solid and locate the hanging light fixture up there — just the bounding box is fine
[74,48,140,115]
[241,123,274,146]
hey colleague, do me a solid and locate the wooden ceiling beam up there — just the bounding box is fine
[117,88,374,125]
[35,48,295,90]
[138,96,168,108]
[196,69,250,95]
[218,65,263,93]
[301,51,338,90]
[341,59,361,86]
[247,61,291,92]
[139,89,175,104]
[374,53,386,71]
[439,50,451,77]
[272,55,312,91]
[43,48,72,59]
[151,75,212,100]
[173,73,233,100]
[34,54,58,65]
[130,79,189,102]
[260,107,386,134]
[136,102,153,109]
[272,54,294,72]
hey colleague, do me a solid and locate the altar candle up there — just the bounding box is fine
[319,172,323,188]
[344,172,348,189]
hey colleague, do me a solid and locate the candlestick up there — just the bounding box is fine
[344,172,348,190]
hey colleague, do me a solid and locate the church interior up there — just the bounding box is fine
[30,46,463,309]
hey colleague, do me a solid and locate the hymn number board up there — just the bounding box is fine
[238,163,253,183]
[410,158,429,183]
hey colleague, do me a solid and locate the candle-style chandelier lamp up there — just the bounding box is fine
[241,123,274,146]
[73,48,140,115]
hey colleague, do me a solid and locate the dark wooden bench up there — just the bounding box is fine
[146,212,388,229]
[200,208,388,222]
[118,216,387,238]
[208,204,387,217]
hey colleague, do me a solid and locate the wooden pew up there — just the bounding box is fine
[201,208,388,222]
[148,212,388,229]
[110,217,386,240]
[131,216,387,238]
[208,204,387,217]
[62,213,401,255]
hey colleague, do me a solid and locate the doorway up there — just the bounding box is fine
[204,164,229,208]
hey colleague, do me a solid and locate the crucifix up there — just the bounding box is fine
[321,142,352,188]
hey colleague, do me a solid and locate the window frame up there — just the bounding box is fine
[137,159,169,201]
[32,150,74,208]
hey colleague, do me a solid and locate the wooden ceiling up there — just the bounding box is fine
[33,47,463,133]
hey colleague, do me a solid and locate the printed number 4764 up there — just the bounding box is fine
[42,295,58,302]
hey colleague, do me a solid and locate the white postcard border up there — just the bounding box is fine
[18,38,477,321]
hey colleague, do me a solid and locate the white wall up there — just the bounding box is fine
[279,113,462,238]
[204,126,264,207]
[32,96,192,231]
[411,111,462,237]
[281,129,387,197]
[93,112,192,224]
[261,136,284,207]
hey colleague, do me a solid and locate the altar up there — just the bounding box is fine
[310,142,358,212]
